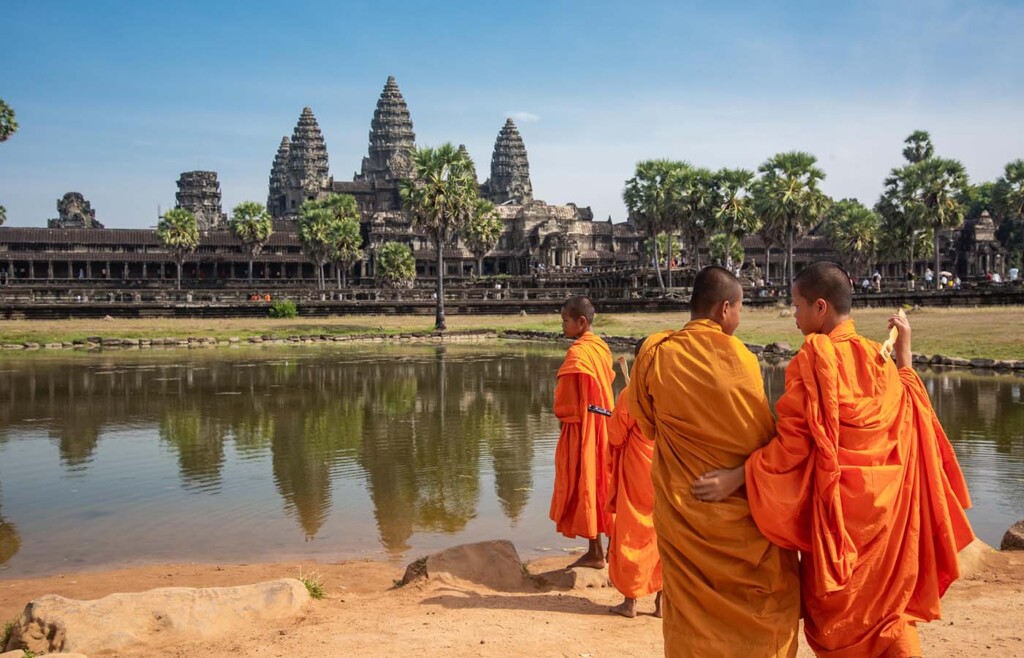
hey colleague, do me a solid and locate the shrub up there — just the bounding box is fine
[269,300,298,319]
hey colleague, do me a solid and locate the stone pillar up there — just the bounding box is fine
[264,262,270,279]
[48,260,54,279]
[86,262,93,279]
[105,261,110,279]
[160,262,166,279]
[124,262,129,280]
[67,261,72,279]
[142,262,147,279]
[28,260,34,279]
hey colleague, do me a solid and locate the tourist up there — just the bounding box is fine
[872,270,882,293]
[1010,266,1019,282]
[550,296,614,569]
[860,277,870,293]
[629,266,799,656]
[907,269,916,291]
[954,276,962,289]
[940,273,949,288]
[606,339,662,619]
[993,271,1002,283]
[925,267,934,285]
[693,262,974,657]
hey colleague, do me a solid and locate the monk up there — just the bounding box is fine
[606,339,663,618]
[694,261,975,657]
[629,266,800,657]
[550,295,615,568]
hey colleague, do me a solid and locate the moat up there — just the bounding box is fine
[0,344,1021,578]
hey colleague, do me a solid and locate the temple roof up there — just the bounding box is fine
[485,118,533,204]
[287,107,329,194]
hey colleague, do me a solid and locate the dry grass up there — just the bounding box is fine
[1,306,1022,360]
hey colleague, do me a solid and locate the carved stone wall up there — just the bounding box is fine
[267,137,291,219]
[482,119,533,205]
[175,171,226,230]
[356,76,415,183]
[285,107,329,216]
[48,192,104,229]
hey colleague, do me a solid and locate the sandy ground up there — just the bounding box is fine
[1,548,1022,657]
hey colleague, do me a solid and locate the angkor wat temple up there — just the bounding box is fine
[0,76,1011,288]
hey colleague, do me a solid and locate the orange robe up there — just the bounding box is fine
[606,387,662,599]
[629,319,800,658]
[550,331,615,539]
[746,320,974,658]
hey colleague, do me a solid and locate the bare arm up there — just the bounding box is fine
[692,465,746,502]
[887,312,913,369]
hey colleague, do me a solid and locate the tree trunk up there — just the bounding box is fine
[652,233,666,292]
[478,256,484,277]
[342,268,348,288]
[248,259,253,285]
[176,258,182,291]
[765,246,771,283]
[337,263,342,289]
[435,239,447,331]
[934,230,942,291]
[786,223,795,302]
[667,233,674,288]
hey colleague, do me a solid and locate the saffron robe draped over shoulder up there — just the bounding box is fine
[629,319,800,658]
[550,331,615,539]
[606,387,662,599]
[745,320,974,658]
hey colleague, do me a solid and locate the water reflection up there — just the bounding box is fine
[0,349,1019,576]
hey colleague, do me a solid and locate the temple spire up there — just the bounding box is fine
[483,118,533,205]
[356,76,415,182]
[268,136,291,219]
[285,107,329,214]
[458,144,478,185]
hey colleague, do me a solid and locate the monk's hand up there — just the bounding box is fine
[887,312,913,369]
[692,466,745,502]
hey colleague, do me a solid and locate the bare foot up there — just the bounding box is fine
[609,598,637,618]
[653,591,663,618]
[568,554,606,569]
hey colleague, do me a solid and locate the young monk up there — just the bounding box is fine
[628,266,800,657]
[606,339,663,618]
[694,261,975,657]
[550,295,615,568]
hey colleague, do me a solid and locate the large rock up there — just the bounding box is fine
[401,540,533,592]
[4,578,309,654]
[1001,520,1024,551]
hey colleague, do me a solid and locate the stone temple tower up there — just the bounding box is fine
[483,118,533,205]
[267,136,291,219]
[458,144,478,184]
[175,171,226,230]
[285,107,330,216]
[356,76,415,182]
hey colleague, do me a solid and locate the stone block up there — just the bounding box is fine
[1001,520,1024,551]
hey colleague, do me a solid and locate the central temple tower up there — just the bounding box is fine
[356,76,416,182]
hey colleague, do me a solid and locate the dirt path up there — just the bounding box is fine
[2,548,1022,657]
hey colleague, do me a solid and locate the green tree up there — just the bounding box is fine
[463,199,502,276]
[0,205,5,227]
[400,143,480,330]
[822,198,881,276]
[959,181,997,222]
[753,152,829,295]
[902,130,935,164]
[995,159,1024,268]
[375,241,416,288]
[708,233,745,267]
[712,168,760,267]
[643,232,683,266]
[297,203,334,289]
[315,194,364,288]
[903,157,968,289]
[623,159,682,291]
[0,99,16,143]
[157,208,199,290]
[229,201,273,284]
[673,165,718,276]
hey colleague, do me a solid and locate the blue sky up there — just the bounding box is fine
[2,0,1023,228]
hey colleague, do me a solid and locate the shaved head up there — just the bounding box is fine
[690,266,742,315]
[562,296,595,324]
[794,262,852,314]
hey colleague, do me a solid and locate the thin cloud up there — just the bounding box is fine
[508,111,540,123]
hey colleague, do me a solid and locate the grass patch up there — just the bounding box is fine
[1,307,1023,360]
[1,619,13,650]
[298,568,326,600]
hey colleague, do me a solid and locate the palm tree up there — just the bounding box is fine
[902,130,935,164]
[312,194,363,288]
[822,198,881,276]
[753,152,829,295]
[400,143,480,331]
[672,165,717,278]
[713,168,760,268]
[229,201,273,284]
[995,160,1024,268]
[624,159,680,291]
[0,99,16,143]
[297,203,334,290]
[903,158,968,289]
[157,208,199,290]
[0,205,5,227]
[463,199,502,276]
